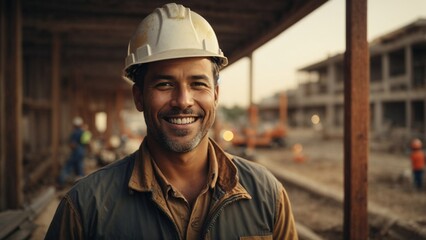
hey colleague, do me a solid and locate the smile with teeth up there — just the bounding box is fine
[167,117,197,125]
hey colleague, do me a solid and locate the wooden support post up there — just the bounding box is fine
[2,0,24,209]
[51,34,61,176]
[344,0,369,239]
[0,0,6,211]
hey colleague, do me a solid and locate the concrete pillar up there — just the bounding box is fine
[374,101,383,135]
[406,100,412,136]
[382,53,390,94]
[326,62,336,129]
[327,60,336,95]
[326,103,335,130]
[405,44,412,90]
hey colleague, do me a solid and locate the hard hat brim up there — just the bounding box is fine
[123,49,228,82]
[125,48,228,74]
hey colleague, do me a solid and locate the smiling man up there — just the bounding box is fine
[137,58,217,155]
[46,3,298,240]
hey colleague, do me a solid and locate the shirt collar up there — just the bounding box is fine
[128,139,154,191]
[128,138,237,192]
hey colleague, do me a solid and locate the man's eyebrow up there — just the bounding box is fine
[190,74,210,80]
[150,74,175,81]
[149,73,211,81]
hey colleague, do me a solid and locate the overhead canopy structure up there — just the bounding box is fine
[21,0,327,89]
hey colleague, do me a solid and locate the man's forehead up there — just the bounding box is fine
[145,57,214,76]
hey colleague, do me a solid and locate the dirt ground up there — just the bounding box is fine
[31,128,426,239]
[254,128,426,230]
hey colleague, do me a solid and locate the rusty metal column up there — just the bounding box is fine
[51,34,61,176]
[247,54,257,151]
[3,0,24,209]
[344,0,369,239]
[249,54,254,107]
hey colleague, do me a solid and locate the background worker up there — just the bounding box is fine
[410,138,425,190]
[46,3,297,239]
[57,117,87,188]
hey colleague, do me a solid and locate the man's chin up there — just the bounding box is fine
[164,141,196,153]
[163,134,203,153]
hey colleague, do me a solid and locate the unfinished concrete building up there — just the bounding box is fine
[285,18,426,147]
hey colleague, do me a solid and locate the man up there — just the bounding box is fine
[57,117,87,187]
[46,3,298,239]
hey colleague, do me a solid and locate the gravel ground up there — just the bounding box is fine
[252,128,426,237]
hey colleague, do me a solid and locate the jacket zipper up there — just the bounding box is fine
[200,193,248,239]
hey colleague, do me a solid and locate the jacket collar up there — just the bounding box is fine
[128,138,239,193]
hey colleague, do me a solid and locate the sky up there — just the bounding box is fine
[218,0,426,107]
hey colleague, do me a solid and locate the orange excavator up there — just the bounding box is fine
[229,92,287,148]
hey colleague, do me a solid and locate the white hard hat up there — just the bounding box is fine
[124,3,228,80]
[73,117,83,126]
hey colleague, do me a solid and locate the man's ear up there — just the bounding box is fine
[214,85,219,107]
[132,84,144,112]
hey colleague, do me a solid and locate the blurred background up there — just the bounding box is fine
[1,0,426,239]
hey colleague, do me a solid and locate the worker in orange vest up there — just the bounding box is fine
[410,138,425,190]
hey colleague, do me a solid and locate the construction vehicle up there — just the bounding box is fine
[231,121,286,148]
[220,92,287,148]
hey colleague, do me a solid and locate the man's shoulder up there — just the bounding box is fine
[231,155,281,188]
[232,155,272,175]
[229,154,283,209]
[69,152,136,195]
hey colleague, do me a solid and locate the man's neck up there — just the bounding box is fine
[146,137,210,205]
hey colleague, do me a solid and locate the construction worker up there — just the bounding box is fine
[46,3,297,239]
[57,117,87,188]
[410,138,425,190]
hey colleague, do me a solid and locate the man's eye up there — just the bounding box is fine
[192,81,209,88]
[155,82,173,89]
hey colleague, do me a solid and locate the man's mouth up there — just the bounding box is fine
[166,117,197,125]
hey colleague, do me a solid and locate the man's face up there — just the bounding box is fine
[133,57,219,153]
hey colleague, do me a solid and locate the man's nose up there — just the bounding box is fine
[171,86,194,109]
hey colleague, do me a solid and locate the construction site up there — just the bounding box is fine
[1,0,425,239]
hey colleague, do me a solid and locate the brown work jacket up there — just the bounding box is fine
[45,139,298,239]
